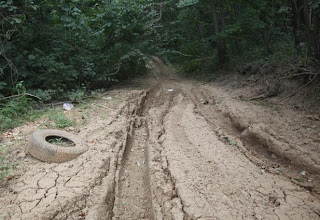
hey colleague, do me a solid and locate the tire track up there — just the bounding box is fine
[112,118,154,219]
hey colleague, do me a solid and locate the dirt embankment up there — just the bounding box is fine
[0,57,320,219]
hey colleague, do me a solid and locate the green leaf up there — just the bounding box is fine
[294,178,304,183]
[30,5,38,10]
[28,54,36,60]
[12,18,22,24]
[0,82,7,90]
[177,0,199,8]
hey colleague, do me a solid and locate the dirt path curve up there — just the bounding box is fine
[1,57,320,219]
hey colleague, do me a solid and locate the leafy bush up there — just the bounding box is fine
[1,0,153,98]
[67,90,86,103]
[28,89,56,102]
[0,96,32,130]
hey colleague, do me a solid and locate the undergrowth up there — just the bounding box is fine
[0,96,46,132]
[48,111,75,128]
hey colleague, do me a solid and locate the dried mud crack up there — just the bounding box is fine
[1,58,320,220]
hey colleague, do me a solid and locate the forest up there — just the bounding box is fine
[1,0,320,130]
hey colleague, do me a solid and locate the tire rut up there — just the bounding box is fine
[111,88,157,220]
[112,118,154,219]
[112,82,187,219]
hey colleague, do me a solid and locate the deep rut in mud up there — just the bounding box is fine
[112,118,153,219]
[111,82,187,219]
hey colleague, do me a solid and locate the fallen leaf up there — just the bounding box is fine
[294,178,304,183]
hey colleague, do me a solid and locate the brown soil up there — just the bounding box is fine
[0,57,320,219]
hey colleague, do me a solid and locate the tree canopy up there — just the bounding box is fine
[1,0,319,99]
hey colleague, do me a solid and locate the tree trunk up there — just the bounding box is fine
[220,6,227,61]
[196,22,203,40]
[211,3,227,66]
[291,0,301,52]
[313,12,320,59]
[195,11,203,40]
[302,0,314,57]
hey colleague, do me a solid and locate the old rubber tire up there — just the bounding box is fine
[27,129,87,163]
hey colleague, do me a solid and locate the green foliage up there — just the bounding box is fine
[48,111,74,128]
[1,0,154,98]
[155,0,319,74]
[0,96,31,129]
[47,136,75,147]
[0,97,46,131]
[0,0,159,132]
[28,89,55,102]
[0,82,46,131]
[68,90,86,103]
[177,0,199,8]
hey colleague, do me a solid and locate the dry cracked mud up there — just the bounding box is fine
[1,57,320,220]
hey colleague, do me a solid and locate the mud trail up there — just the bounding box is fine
[112,114,153,219]
[1,57,320,219]
[112,58,320,219]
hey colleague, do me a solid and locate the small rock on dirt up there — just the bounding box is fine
[202,100,209,105]
[269,196,281,207]
[68,126,75,131]
[307,115,320,121]
[17,151,26,159]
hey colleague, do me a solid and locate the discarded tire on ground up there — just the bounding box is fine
[27,129,87,163]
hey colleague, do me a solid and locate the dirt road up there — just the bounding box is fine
[1,58,320,219]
